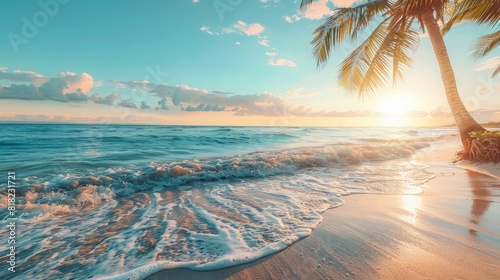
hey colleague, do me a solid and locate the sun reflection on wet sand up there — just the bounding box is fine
[400,195,422,225]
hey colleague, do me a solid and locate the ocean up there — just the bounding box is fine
[0,124,457,279]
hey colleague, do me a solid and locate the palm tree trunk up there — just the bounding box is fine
[422,8,485,145]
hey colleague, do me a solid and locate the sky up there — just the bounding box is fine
[0,0,499,126]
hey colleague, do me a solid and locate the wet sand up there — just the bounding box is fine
[146,137,500,279]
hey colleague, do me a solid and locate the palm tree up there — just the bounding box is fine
[300,0,485,145]
[443,0,500,77]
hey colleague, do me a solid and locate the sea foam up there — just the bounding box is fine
[0,138,436,279]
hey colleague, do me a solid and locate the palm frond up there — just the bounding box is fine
[443,0,500,34]
[443,0,457,19]
[310,0,392,68]
[338,21,420,98]
[300,0,317,10]
[493,66,500,78]
[472,30,500,59]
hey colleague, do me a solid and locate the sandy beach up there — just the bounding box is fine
[146,136,500,280]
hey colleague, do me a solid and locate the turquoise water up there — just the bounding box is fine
[0,124,456,279]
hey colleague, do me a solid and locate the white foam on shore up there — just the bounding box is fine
[87,160,428,279]
[102,236,308,280]
[0,140,435,279]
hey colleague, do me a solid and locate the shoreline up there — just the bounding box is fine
[146,136,500,279]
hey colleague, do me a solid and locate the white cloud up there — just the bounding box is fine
[4,113,165,124]
[58,72,94,93]
[150,84,316,116]
[284,15,301,23]
[233,21,265,36]
[287,87,323,99]
[474,56,500,72]
[287,87,303,96]
[0,69,49,84]
[265,53,297,67]
[179,84,209,93]
[13,113,70,122]
[200,21,265,39]
[301,0,334,20]
[222,27,235,34]
[287,0,358,23]
[268,58,297,67]
[259,39,269,47]
[200,26,215,35]
[236,41,241,45]
[0,68,100,103]
[331,0,358,8]
[91,92,120,105]
[193,0,199,3]
[119,99,138,109]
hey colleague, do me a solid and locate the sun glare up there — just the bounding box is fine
[379,95,417,116]
[379,117,409,127]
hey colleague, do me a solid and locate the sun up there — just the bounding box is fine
[379,95,417,116]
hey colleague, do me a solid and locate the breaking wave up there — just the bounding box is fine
[0,124,459,280]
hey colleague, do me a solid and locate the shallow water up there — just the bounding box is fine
[0,124,457,279]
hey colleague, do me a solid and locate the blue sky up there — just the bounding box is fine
[0,0,499,126]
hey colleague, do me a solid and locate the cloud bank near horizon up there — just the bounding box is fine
[0,67,476,122]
